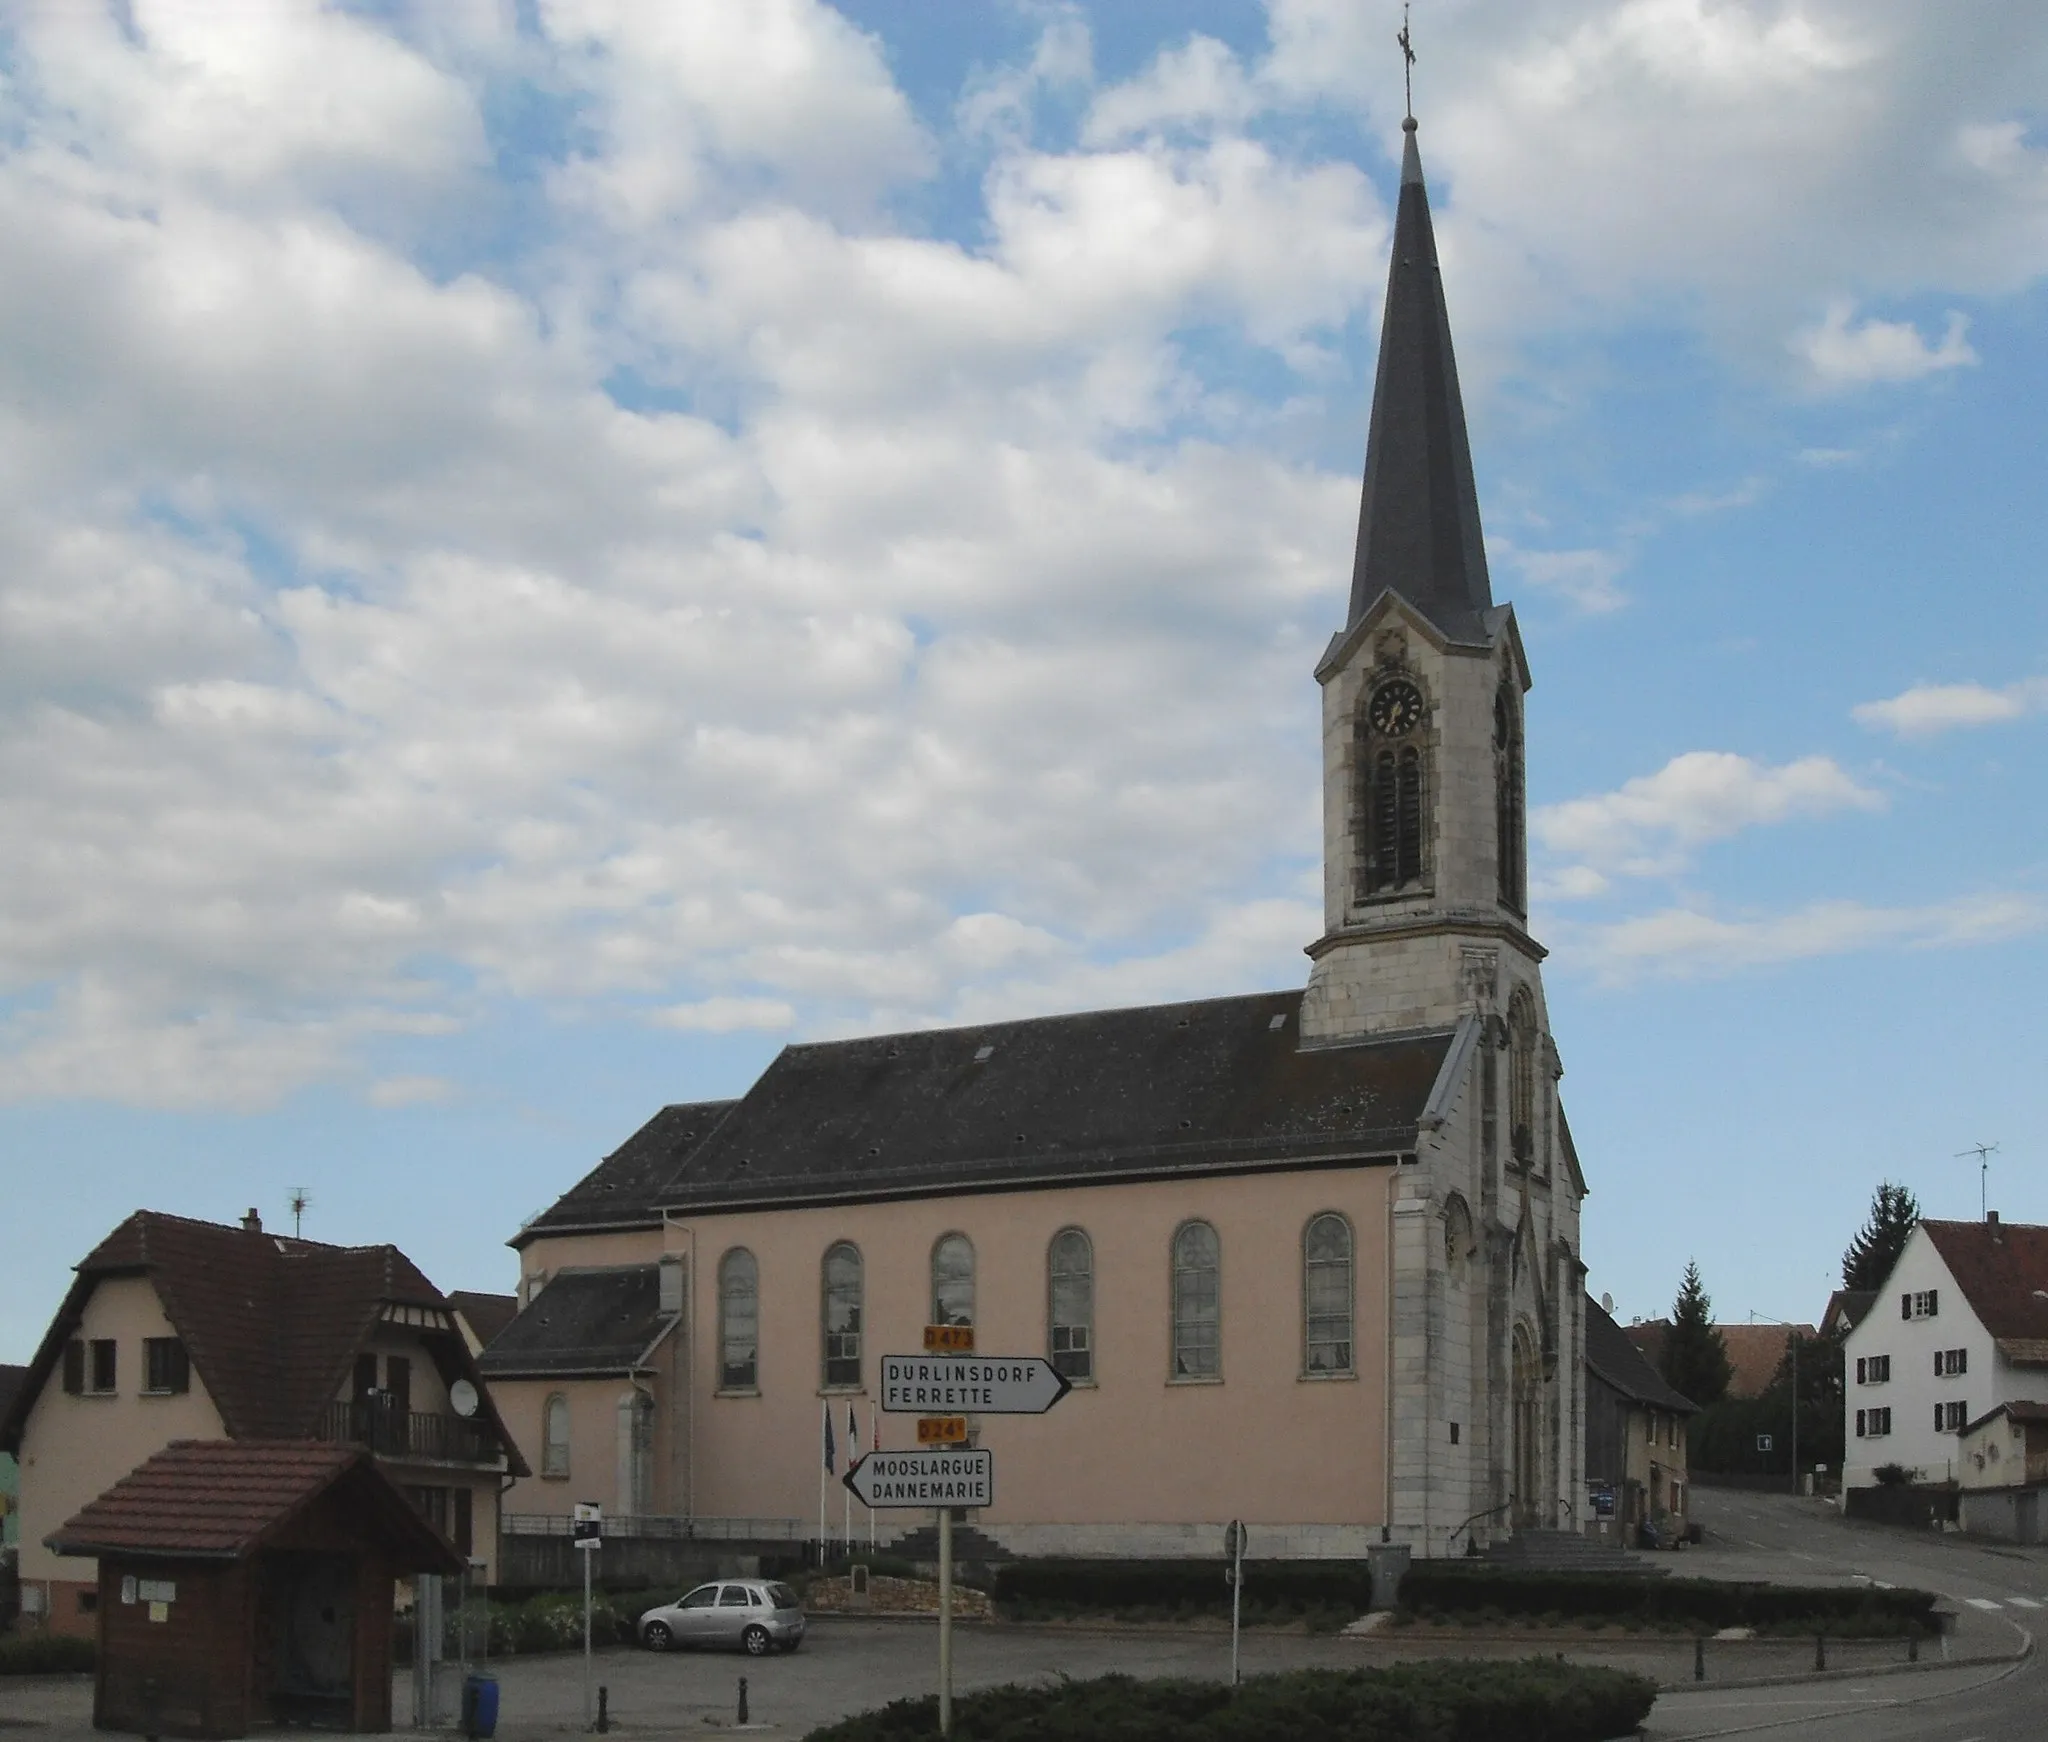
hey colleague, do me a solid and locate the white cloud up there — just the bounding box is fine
[653,998,799,1035]
[1795,301,1977,387]
[1853,678,2048,737]
[1577,892,2048,981]
[1536,752,1883,877]
[1082,35,1260,145]
[367,1074,458,1109]
[1495,541,1630,613]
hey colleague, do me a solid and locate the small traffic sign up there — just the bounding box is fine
[1756,1434,1774,1453]
[843,1449,994,1509]
[881,1355,1071,1415]
[918,1415,969,1445]
[925,1324,975,1353]
[572,1500,602,1547]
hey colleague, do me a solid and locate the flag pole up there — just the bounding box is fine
[818,1399,828,1566]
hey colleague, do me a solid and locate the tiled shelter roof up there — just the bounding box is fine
[46,1438,461,1571]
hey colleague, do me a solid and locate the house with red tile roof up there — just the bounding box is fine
[0,1209,525,1636]
[1624,1319,1815,1402]
[1842,1215,2048,1492]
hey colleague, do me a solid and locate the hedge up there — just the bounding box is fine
[0,1634,97,1675]
[1399,1566,1937,1635]
[991,1559,1374,1625]
[801,1660,1658,1742]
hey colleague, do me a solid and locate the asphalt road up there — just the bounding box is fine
[1645,1484,2043,1739]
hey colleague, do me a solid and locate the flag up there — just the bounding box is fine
[847,1403,859,1468]
[871,1403,880,1453]
[823,1403,836,1474]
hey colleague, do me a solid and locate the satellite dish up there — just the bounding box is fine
[449,1379,479,1418]
[1600,1292,1615,1315]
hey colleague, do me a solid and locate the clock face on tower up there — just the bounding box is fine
[1368,678,1425,737]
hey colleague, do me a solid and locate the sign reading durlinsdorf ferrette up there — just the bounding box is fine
[880,1355,1071,1415]
[843,1448,995,1509]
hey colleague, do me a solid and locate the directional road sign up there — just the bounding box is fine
[843,1449,994,1509]
[880,1355,1071,1415]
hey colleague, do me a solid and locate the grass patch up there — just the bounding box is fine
[1400,1567,1937,1637]
[801,1659,1657,1742]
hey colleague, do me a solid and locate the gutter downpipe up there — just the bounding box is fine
[662,1212,697,1526]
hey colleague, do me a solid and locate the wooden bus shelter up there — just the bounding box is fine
[47,1439,463,1738]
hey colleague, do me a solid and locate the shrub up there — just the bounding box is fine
[0,1634,97,1675]
[1398,1567,1936,1636]
[800,1659,1658,1742]
[991,1558,1377,1624]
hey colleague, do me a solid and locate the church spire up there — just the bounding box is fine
[1346,117,1493,645]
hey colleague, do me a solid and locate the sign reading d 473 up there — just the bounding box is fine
[924,1324,975,1353]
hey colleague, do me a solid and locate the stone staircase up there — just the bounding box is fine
[1482,1528,1667,1576]
[882,1520,1011,1581]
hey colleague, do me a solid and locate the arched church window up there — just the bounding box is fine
[1047,1228,1094,1382]
[1302,1214,1354,1375]
[718,1248,758,1391]
[1507,988,1537,1167]
[821,1242,863,1388]
[1359,675,1429,897]
[1170,1220,1221,1380]
[931,1232,975,1327]
[1494,679,1525,912]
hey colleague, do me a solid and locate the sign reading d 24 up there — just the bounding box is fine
[917,1415,969,1445]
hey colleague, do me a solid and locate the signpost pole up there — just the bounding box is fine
[581,1534,593,1731]
[937,1503,954,1737]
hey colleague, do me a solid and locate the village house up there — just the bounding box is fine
[1843,1216,2048,1492]
[0,1210,525,1634]
[486,117,1589,1565]
[1583,1297,1696,1545]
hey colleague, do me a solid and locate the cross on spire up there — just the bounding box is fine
[1398,4,1415,123]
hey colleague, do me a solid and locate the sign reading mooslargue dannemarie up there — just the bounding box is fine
[879,1354,1071,1414]
[843,1448,995,1509]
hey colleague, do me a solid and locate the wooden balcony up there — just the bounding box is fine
[316,1400,501,1466]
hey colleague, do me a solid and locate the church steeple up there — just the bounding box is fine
[1346,119,1493,647]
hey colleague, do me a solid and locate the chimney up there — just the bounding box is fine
[658,1253,685,1317]
[242,1208,263,1233]
[1988,1210,2001,1231]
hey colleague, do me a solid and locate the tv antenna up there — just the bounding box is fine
[1955,1143,1999,1222]
[287,1186,312,1238]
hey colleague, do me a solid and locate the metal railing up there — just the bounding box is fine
[317,1401,501,1465]
[502,1512,805,1542]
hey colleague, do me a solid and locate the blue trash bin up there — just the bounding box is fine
[462,1673,499,1740]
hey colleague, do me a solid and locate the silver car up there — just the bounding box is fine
[638,1580,806,1656]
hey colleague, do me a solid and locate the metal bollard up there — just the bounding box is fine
[1694,1638,1705,1682]
[1814,1634,1827,1672]
[596,1686,609,1734]
[737,1677,749,1726]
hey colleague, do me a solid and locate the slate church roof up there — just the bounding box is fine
[513,990,1457,1238]
[515,1100,738,1245]
[477,1267,677,1379]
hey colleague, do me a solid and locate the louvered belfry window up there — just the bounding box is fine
[1360,683,1428,897]
[1494,681,1525,911]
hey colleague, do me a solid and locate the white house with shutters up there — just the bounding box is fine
[1842,1217,2048,1489]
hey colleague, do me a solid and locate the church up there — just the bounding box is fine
[481,117,1586,1562]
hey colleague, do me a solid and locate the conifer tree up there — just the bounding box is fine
[1663,1260,1732,1406]
[1841,1181,1921,1292]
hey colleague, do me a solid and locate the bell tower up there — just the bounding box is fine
[1301,117,1540,1045]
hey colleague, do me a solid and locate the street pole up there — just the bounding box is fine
[937,1505,954,1737]
[1790,1333,1799,1494]
[582,1543,593,1731]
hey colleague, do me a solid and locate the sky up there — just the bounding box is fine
[2,0,2045,1362]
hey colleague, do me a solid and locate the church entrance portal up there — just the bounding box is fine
[1511,1326,1541,1529]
